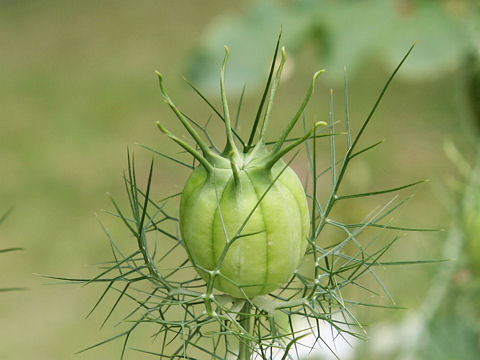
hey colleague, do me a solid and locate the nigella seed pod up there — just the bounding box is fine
[180,152,310,298]
[156,43,325,298]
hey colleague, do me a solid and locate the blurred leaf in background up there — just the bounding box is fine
[187,0,479,93]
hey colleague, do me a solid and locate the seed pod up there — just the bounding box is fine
[180,152,310,298]
[157,45,324,298]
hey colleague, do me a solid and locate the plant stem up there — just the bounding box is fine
[238,302,252,360]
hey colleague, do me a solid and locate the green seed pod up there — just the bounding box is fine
[180,151,310,298]
[156,45,324,298]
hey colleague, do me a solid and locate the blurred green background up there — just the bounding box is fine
[0,0,478,359]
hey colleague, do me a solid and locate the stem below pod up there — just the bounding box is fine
[238,302,252,360]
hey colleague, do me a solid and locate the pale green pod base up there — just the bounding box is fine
[180,161,309,299]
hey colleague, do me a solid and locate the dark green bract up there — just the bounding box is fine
[157,44,324,298]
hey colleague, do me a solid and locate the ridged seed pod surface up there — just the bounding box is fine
[180,161,309,298]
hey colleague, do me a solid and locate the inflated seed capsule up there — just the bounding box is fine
[156,45,324,298]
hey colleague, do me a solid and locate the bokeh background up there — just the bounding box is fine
[0,0,479,359]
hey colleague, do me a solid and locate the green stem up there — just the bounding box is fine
[238,302,252,360]
[259,46,287,141]
[265,121,326,169]
[156,122,212,172]
[245,31,282,152]
[272,69,324,154]
[155,72,212,158]
[220,46,240,161]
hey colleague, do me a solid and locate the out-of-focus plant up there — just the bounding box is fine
[349,113,480,360]
[50,39,440,359]
[424,143,480,360]
[351,144,480,360]
[187,0,479,93]
[0,209,26,293]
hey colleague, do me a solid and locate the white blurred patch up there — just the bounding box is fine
[229,317,360,360]
[367,311,425,360]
